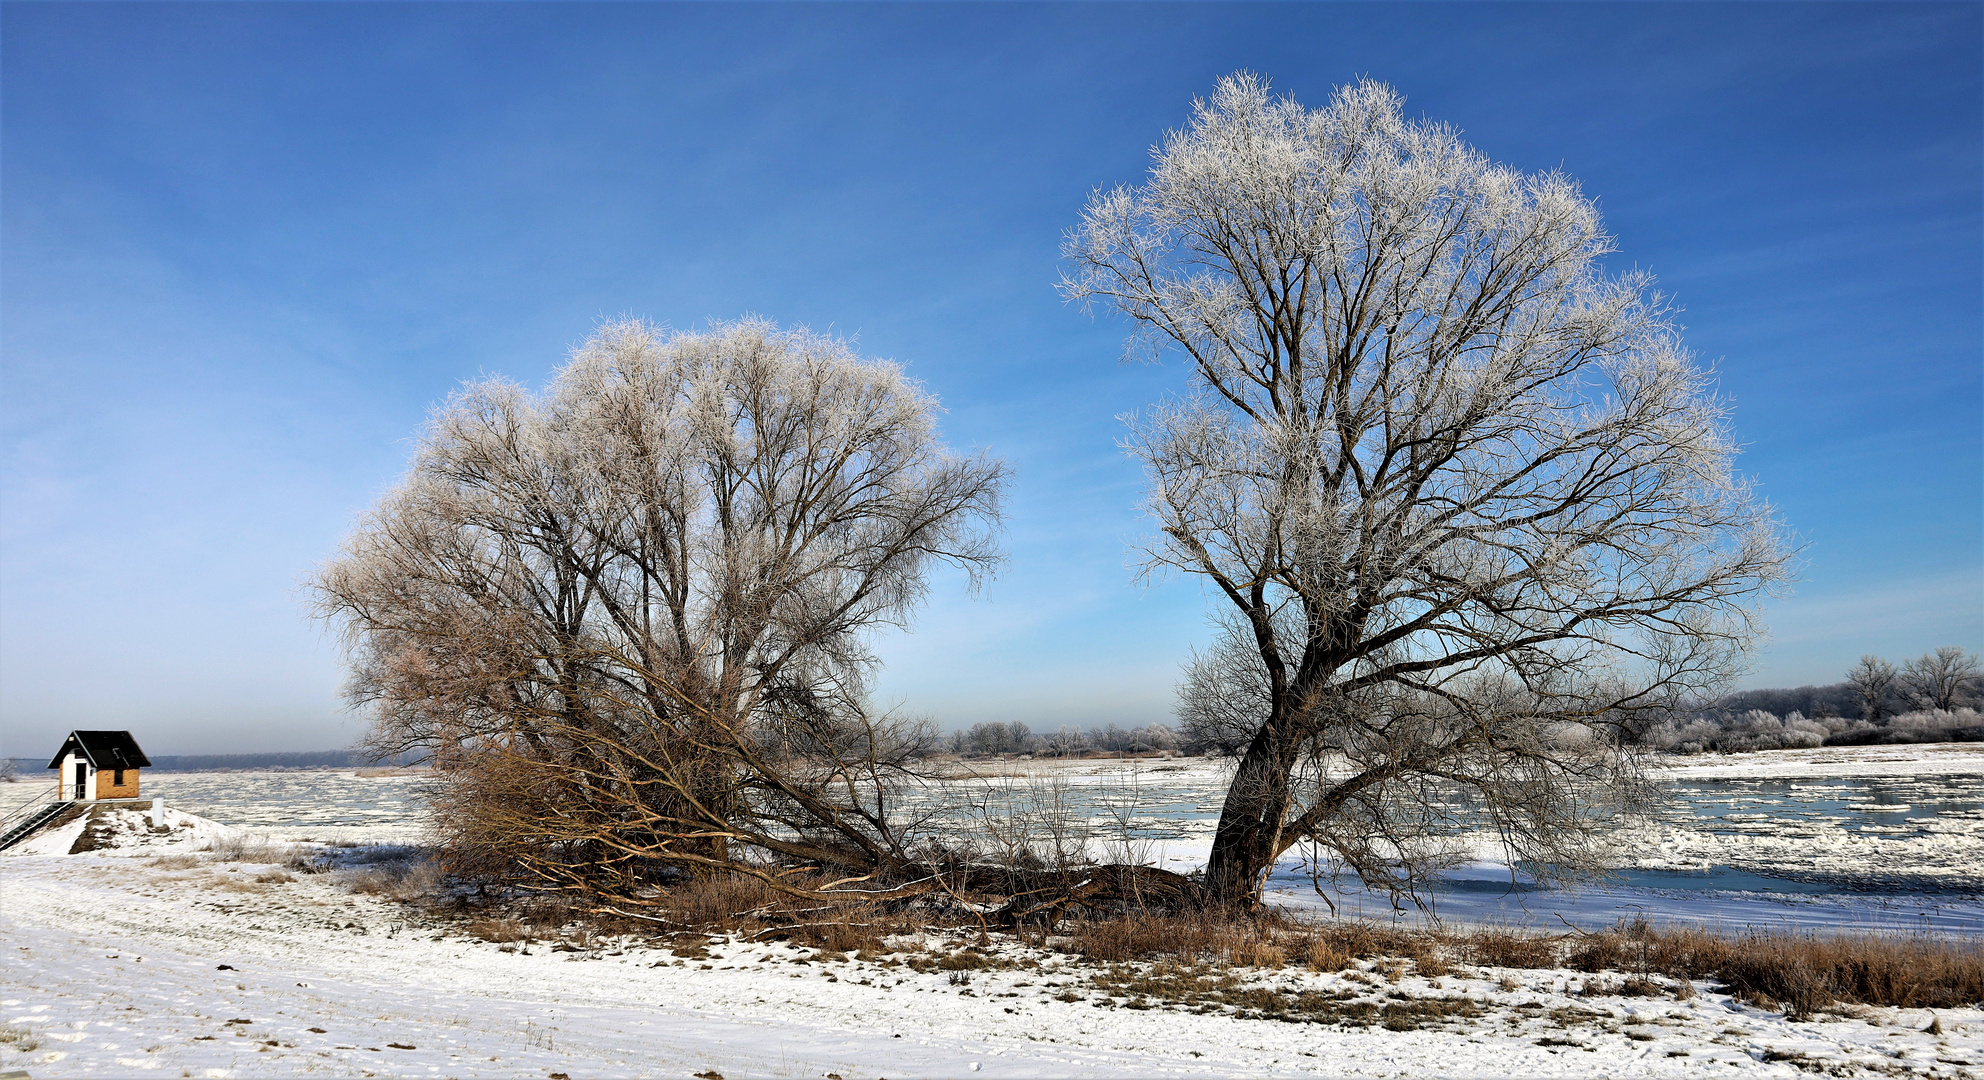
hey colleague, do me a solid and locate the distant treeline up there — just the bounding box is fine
[0,749,426,777]
[1638,706,1983,754]
[144,750,418,771]
[1636,646,1982,754]
[936,721,1189,758]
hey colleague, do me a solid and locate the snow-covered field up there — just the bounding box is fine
[3,803,1981,1078]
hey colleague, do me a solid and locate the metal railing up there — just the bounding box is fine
[0,788,65,851]
[0,786,59,831]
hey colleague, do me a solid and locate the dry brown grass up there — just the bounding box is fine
[394,850,1984,1021]
[1240,941,1286,969]
[1059,911,1982,1016]
[1478,919,1984,1014]
[1069,912,1449,975]
[1081,960,1486,1031]
[1305,937,1351,972]
[591,871,924,957]
[207,872,277,894]
[1068,912,1287,966]
[1464,919,1982,1015]
[796,909,891,955]
[1462,926,1559,970]
[653,872,787,928]
[1415,952,1452,979]
[1703,930,1984,1015]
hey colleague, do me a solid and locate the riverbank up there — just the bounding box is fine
[5,742,1979,933]
[4,813,1981,1078]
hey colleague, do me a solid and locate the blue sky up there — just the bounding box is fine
[3,2,1978,755]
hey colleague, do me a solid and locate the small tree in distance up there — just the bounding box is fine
[1847,655,1900,722]
[1064,74,1791,906]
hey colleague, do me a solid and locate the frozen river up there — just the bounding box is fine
[7,742,1979,933]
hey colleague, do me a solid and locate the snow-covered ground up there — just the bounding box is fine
[3,804,1980,1078]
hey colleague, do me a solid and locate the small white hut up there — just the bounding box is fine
[47,730,151,801]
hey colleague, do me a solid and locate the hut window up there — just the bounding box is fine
[114,769,124,787]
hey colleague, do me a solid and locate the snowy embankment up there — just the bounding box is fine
[3,805,1982,1078]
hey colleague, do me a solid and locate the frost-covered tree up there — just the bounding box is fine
[1848,655,1901,722]
[1063,74,1790,905]
[314,319,1006,898]
[1042,726,1093,757]
[1901,647,1980,713]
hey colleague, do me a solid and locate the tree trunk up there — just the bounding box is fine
[1201,713,1297,905]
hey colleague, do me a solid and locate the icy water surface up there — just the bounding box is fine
[7,749,1978,930]
[0,769,437,844]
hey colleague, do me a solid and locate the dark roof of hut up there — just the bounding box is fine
[46,730,152,770]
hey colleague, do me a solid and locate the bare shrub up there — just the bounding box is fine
[1462,927,1558,970]
[201,834,299,865]
[468,916,528,944]
[347,859,442,902]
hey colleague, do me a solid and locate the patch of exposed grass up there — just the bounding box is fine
[1080,960,1485,1031]
[1068,912,1300,968]
[1063,910,1981,1018]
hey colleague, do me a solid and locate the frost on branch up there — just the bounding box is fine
[314,319,1008,902]
[1065,74,1792,904]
